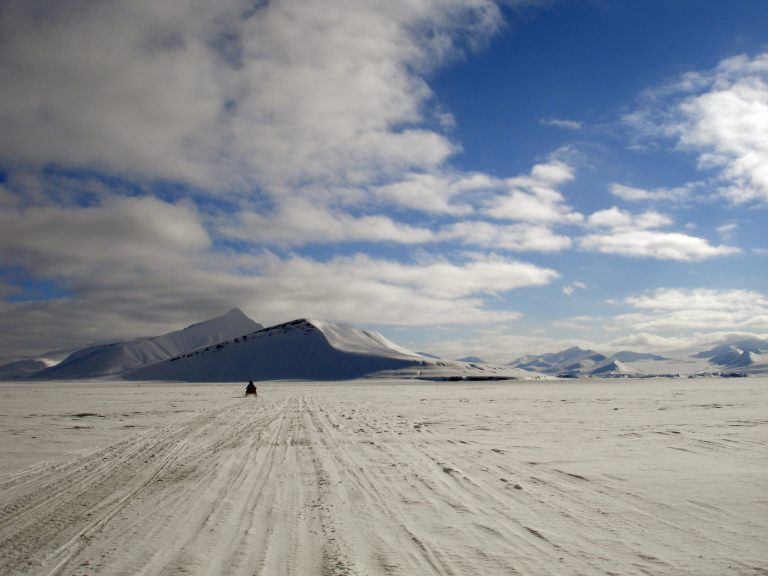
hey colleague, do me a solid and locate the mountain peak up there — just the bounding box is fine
[35,309,263,379]
[564,346,586,353]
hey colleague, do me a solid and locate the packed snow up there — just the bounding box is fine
[1,378,766,575]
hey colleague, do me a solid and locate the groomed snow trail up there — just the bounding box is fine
[1,380,767,575]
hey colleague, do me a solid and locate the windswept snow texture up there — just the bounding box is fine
[37,308,262,379]
[126,319,529,382]
[0,379,766,575]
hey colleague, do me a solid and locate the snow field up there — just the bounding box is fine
[0,378,766,575]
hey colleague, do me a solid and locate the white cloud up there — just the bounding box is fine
[586,206,672,229]
[361,254,559,299]
[423,329,601,365]
[443,221,572,252]
[716,222,738,240]
[627,52,768,204]
[603,330,768,354]
[0,191,559,356]
[562,281,587,296]
[605,332,692,353]
[609,182,697,203]
[580,207,739,261]
[0,0,503,192]
[220,199,435,247]
[541,118,583,131]
[615,288,768,332]
[209,252,558,329]
[0,196,211,279]
[484,160,583,223]
[375,172,494,215]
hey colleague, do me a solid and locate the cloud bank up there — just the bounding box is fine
[0,2,762,360]
[0,0,505,192]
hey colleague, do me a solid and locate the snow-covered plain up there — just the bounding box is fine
[1,378,766,576]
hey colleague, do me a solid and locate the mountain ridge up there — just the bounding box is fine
[125,318,533,382]
[510,337,768,377]
[33,308,262,379]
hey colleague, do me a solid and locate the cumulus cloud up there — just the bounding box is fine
[240,253,557,329]
[375,172,495,215]
[483,160,583,223]
[605,332,692,353]
[0,189,559,356]
[579,207,739,261]
[0,196,211,278]
[0,0,579,358]
[0,0,503,192]
[442,221,572,252]
[626,51,768,204]
[216,156,582,251]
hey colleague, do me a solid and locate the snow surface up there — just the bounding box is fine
[1,378,766,575]
[126,319,532,382]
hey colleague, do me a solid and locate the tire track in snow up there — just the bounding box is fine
[2,384,767,576]
[0,406,239,576]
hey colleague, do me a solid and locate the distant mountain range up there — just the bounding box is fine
[456,356,487,364]
[509,339,768,377]
[510,347,635,377]
[1,309,765,381]
[2,311,531,382]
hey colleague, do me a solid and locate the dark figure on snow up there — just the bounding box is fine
[245,380,257,396]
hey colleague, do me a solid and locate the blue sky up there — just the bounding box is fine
[0,0,766,362]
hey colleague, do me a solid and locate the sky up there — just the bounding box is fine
[0,0,767,363]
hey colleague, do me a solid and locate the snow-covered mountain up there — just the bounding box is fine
[35,308,262,379]
[510,347,627,377]
[510,337,768,378]
[693,338,768,374]
[0,359,50,380]
[611,351,666,362]
[509,346,680,377]
[457,356,487,364]
[126,318,534,382]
